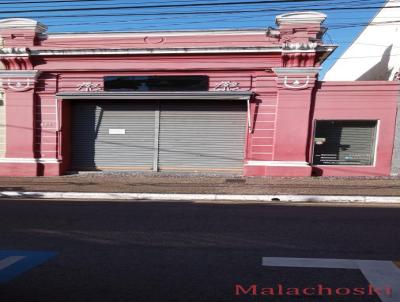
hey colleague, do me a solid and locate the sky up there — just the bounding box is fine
[0,0,388,77]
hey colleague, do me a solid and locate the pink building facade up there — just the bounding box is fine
[0,12,397,177]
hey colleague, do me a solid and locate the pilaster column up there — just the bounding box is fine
[0,70,41,158]
[271,67,319,176]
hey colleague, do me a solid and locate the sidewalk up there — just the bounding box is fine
[0,172,399,196]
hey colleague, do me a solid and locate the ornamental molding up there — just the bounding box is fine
[282,42,318,52]
[29,47,283,56]
[273,67,321,76]
[0,70,41,78]
[0,56,33,70]
[6,78,33,92]
[0,70,41,92]
[272,67,320,90]
[214,81,241,91]
[0,48,33,70]
[28,46,335,57]
[282,76,310,90]
[0,47,30,56]
[76,82,102,92]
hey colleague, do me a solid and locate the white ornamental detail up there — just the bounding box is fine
[282,42,318,51]
[214,81,241,91]
[76,82,102,92]
[7,78,32,92]
[283,76,310,89]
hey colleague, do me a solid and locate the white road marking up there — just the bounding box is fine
[262,257,400,302]
[263,257,359,269]
[0,256,26,271]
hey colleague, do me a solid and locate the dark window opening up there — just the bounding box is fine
[313,120,377,166]
[104,76,209,91]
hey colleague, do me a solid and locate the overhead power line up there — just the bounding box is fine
[0,0,337,14]
[0,3,389,20]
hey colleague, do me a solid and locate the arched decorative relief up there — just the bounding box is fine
[283,76,310,90]
[0,70,41,92]
[272,67,320,90]
[6,78,33,92]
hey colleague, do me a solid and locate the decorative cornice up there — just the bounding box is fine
[282,42,318,52]
[0,48,33,70]
[30,47,283,56]
[26,45,335,57]
[0,70,41,78]
[0,47,30,56]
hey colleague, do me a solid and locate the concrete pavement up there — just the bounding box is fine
[0,173,400,204]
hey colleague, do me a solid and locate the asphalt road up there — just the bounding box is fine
[0,199,399,302]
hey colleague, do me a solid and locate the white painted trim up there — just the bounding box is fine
[245,161,310,167]
[31,47,282,56]
[276,12,327,25]
[273,67,321,75]
[56,91,253,101]
[0,158,60,164]
[0,70,41,79]
[30,46,334,57]
[0,48,30,57]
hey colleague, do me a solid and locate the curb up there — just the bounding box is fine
[0,191,400,203]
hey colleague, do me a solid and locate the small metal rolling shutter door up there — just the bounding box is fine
[71,100,155,170]
[158,100,247,172]
[313,120,377,165]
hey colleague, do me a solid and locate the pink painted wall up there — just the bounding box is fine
[1,14,398,177]
[312,81,399,176]
[35,31,281,50]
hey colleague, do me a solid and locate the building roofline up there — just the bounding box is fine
[41,28,275,39]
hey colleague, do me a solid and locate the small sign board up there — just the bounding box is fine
[109,129,126,135]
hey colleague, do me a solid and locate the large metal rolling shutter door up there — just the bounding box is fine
[158,100,247,172]
[71,100,155,170]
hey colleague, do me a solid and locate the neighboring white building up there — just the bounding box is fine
[324,0,400,81]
